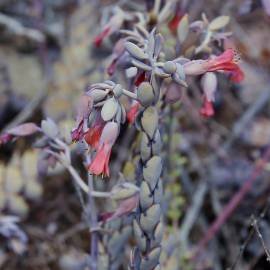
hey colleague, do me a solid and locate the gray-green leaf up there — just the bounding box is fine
[177,14,189,44]
[208,16,230,31]
[101,98,118,121]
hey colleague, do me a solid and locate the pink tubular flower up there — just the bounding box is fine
[88,122,119,177]
[127,101,140,124]
[184,49,244,83]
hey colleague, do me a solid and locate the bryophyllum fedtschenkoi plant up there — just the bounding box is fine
[82,7,243,269]
[0,2,245,270]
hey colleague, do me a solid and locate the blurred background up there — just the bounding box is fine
[0,0,270,269]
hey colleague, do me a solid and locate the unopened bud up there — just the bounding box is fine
[201,72,217,102]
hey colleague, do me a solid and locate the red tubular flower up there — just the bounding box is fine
[94,27,111,47]
[84,122,104,149]
[200,96,214,118]
[84,111,105,149]
[134,72,146,87]
[88,122,119,177]
[168,11,183,33]
[184,49,244,83]
[205,49,244,83]
[127,101,140,124]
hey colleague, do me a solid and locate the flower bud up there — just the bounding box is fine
[201,72,217,102]
[163,61,177,74]
[137,82,155,107]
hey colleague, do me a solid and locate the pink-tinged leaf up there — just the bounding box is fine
[7,123,40,136]
[262,0,270,16]
[99,194,139,223]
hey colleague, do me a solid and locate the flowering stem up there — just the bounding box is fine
[67,165,89,193]
[122,89,138,100]
[46,145,110,197]
[67,165,111,198]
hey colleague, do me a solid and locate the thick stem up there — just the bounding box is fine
[132,82,163,270]
[123,89,138,100]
